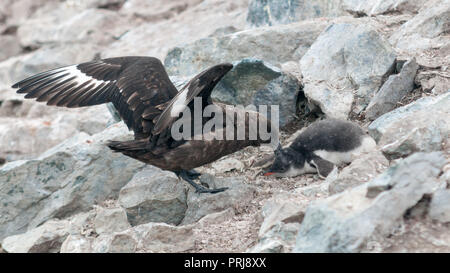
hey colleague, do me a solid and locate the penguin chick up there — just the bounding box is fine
[264,119,376,179]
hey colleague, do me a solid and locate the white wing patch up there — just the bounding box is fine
[169,77,204,117]
[170,87,188,117]
[51,65,114,91]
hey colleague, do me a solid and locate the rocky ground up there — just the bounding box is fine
[0,0,449,253]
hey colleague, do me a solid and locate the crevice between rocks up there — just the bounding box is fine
[1,25,17,35]
[404,194,432,220]
[281,93,322,134]
[98,1,125,11]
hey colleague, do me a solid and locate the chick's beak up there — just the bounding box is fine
[263,172,275,176]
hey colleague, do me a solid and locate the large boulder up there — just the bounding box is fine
[257,193,306,237]
[93,207,131,235]
[164,19,329,76]
[120,0,202,22]
[1,219,70,253]
[0,42,114,163]
[133,222,195,252]
[91,230,139,253]
[249,193,306,253]
[118,166,187,226]
[389,0,450,52]
[181,175,258,225]
[0,35,21,62]
[102,0,249,60]
[328,150,389,195]
[0,123,144,240]
[249,222,301,253]
[365,58,419,120]
[61,206,239,253]
[61,222,195,253]
[17,8,130,48]
[0,104,113,162]
[293,152,446,253]
[247,0,347,27]
[342,0,428,16]
[368,92,449,159]
[211,58,301,127]
[3,0,59,25]
[300,22,397,119]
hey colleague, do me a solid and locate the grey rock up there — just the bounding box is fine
[67,211,96,236]
[164,19,329,76]
[389,0,450,51]
[0,35,21,62]
[120,0,202,22]
[211,157,245,173]
[366,175,395,199]
[368,92,449,159]
[328,151,389,195]
[17,8,129,47]
[102,0,249,60]
[281,61,302,80]
[106,103,122,123]
[0,123,145,240]
[63,228,139,253]
[213,59,281,104]
[418,73,450,96]
[247,0,347,27]
[194,207,235,228]
[249,193,306,253]
[366,58,419,120]
[248,237,285,253]
[258,193,307,237]
[0,104,113,162]
[62,206,132,253]
[300,23,396,119]
[92,230,138,253]
[169,75,190,90]
[118,166,187,226]
[3,0,59,25]
[0,43,101,85]
[212,58,301,126]
[181,175,258,225]
[94,207,131,234]
[429,189,450,223]
[364,153,445,199]
[251,70,301,127]
[295,179,332,198]
[293,152,445,253]
[0,3,7,23]
[249,222,301,253]
[60,234,93,253]
[62,220,195,253]
[1,219,70,253]
[0,99,32,117]
[134,222,195,252]
[342,0,428,16]
[209,26,241,38]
